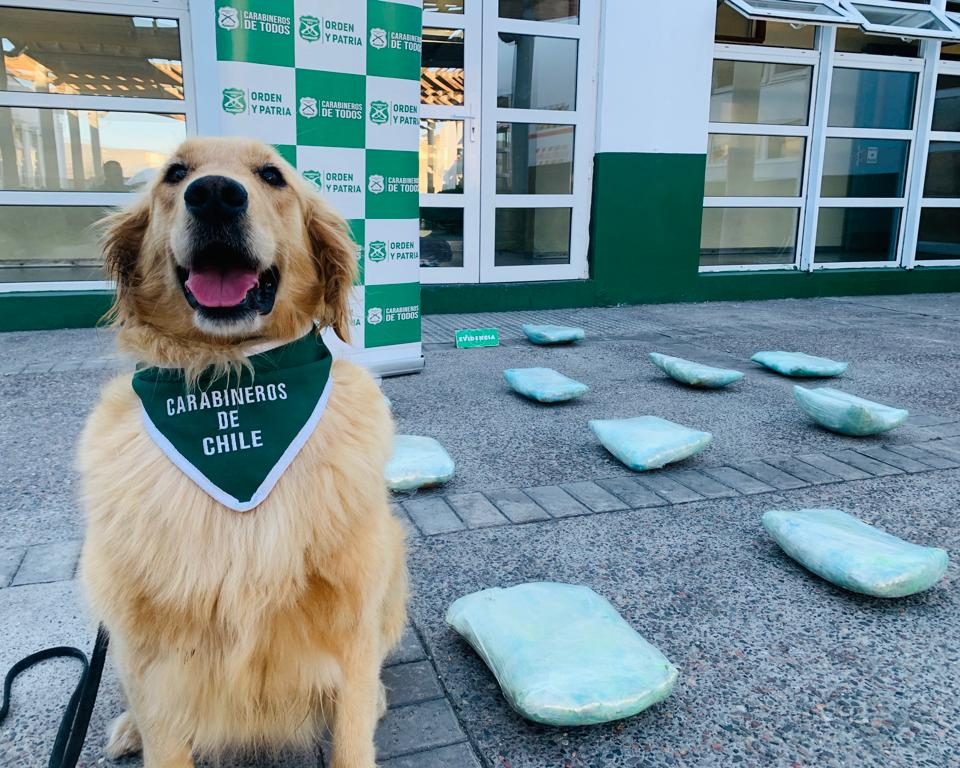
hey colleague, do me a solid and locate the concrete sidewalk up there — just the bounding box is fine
[2,295,959,767]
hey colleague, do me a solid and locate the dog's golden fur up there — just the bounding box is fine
[78,138,407,768]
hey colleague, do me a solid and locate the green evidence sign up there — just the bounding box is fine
[455,328,500,349]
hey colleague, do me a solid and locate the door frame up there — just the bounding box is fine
[479,3,599,283]
[420,4,482,284]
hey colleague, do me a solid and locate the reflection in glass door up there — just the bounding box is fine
[419,1,596,285]
[420,2,480,283]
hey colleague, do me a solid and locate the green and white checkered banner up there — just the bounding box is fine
[214,0,423,375]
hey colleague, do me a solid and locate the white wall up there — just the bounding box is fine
[595,0,716,154]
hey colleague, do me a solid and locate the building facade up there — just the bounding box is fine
[2,0,959,332]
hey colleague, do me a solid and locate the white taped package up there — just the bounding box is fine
[446,582,678,726]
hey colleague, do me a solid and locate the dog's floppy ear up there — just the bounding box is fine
[305,193,357,342]
[100,198,151,322]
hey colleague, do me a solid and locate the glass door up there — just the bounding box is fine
[419,1,480,283]
[419,1,596,285]
[480,0,596,282]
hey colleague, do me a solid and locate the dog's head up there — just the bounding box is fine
[102,137,355,362]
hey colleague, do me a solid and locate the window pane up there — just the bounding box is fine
[821,138,908,198]
[710,61,812,126]
[815,207,900,263]
[496,123,574,194]
[421,28,464,106]
[829,69,917,130]
[0,205,108,282]
[715,5,815,48]
[917,208,960,261]
[420,207,464,268]
[494,208,571,266]
[932,75,960,132]
[424,1,464,12]
[699,207,798,267]
[835,27,921,57]
[499,0,579,23]
[498,34,577,111]
[732,0,846,17]
[419,119,463,194]
[0,108,185,191]
[0,8,183,99]
[705,134,805,197]
[943,42,960,61]
[924,142,960,198]
[851,4,950,31]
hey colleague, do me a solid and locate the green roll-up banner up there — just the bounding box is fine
[214,0,423,375]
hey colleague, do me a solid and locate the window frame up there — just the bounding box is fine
[704,13,946,273]
[0,0,196,292]
[841,0,960,41]
[724,0,860,26]
[911,41,960,266]
[702,42,820,272]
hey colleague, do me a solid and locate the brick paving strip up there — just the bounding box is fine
[394,436,960,538]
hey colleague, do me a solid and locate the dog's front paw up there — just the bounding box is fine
[106,711,143,759]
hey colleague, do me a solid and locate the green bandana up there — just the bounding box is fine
[132,330,333,512]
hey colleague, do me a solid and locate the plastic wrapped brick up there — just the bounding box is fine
[522,324,585,345]
[589,416,712,471]
[648,352,743,388]
[504,367,589,403]
[751,350,848,378]
[793,386,908,436]
[763,508,949,597]
[384,435,455,491]
[446,582,678,726]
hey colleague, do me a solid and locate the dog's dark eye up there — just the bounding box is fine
[258,165,286,188]
[163,163,188,185]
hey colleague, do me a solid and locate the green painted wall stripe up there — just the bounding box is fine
[0,291,113,332]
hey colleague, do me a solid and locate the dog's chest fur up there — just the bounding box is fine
[77,359,398,747]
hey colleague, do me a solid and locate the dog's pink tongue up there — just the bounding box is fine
[186,269,258,308]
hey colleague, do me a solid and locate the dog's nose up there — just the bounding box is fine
[184,175,248,222]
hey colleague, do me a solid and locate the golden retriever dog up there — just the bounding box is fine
[77,137,407,768]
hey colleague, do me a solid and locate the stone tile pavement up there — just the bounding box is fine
[3,294,960,767]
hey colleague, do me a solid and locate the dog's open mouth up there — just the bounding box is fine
[176,245,279,320]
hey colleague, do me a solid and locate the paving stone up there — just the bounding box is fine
[730,460,809,491]
[391,505,420,539]
[633,474,705,503]
[0,548,25,588]
[385,626,427,667]
[402,498,466,536]
[701,466,776,496]
[854,446,934,474]
[906,413,958,428]
[763,455,841,485]
[670,470,739,499]
[484,489,550,523]
[795,452,872,481]
[524,486,591,518]
[445,492,509,529]
[923,421,960,439]
[595,477,668,508]
[381,661,444,708]
[11,540,81,586]
[828,450,902,478]
[381,743,480,768]
[887,443,960,469]
[375,699,465,761]
[560,481,629,512]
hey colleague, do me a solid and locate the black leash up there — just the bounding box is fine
[0,624,109,768]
